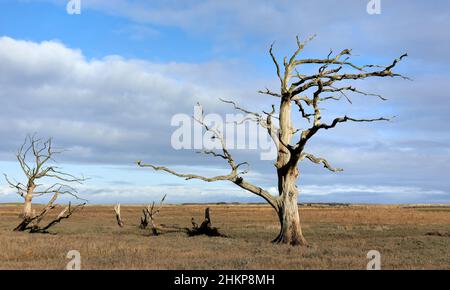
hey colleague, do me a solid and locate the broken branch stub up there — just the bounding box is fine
[114,204,124,227]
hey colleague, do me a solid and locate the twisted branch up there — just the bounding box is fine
[300,153,343,172]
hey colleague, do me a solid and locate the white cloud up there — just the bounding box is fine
[300,185,446,196]
[0,34,449,204]
[3,182,448,204]
[0,36,253,163]
[0,185,16,196]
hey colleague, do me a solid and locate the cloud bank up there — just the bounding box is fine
[0,0,449,203]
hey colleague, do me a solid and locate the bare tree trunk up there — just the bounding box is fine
[14,187,35,231]
[273,191,307,246]
[273,167,307,246]
[271,97,307,246]
[22,186,35,219]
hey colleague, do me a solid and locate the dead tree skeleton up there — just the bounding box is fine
[139,194,166,235]
[4,135,86,233]
[138,36,408,246]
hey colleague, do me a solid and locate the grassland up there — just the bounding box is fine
[0,204,449,269]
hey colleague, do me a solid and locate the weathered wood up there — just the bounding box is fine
[139,194,166,235]
[114,204,124,227]
[187,208,226,237]
[136,207,227,238]
[139,208,149,229]
[30,203,85,233]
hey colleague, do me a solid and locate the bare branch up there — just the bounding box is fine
[318,115,393,130]
[291,52,409,97]
[196,150,227,160]
[137,161,237,182]
[323,86,387,101]
[138,102,279,210]
[220,98,280,150]
[269,42,283,86]
[300,153,343,172]
[3,174,26,197]
[312,79,324,126]
[39,202,85,232]
[258,88,281,98]
[297,115,392,151]
[153,193,167,217]
[233,176,278,210]
[33,191,60,225]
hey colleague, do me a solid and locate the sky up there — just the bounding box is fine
[0,0,449,204]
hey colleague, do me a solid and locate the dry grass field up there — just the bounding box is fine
[0,203,449,269]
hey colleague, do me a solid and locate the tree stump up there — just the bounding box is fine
[187,208,226,237]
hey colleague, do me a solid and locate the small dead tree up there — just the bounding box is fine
[114,204,124,227]
[4,135,86,233]
[138,36,407,246]
[139,194,166,235]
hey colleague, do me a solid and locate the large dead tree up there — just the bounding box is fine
[138,36,407,246]
[4,135,86,233]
